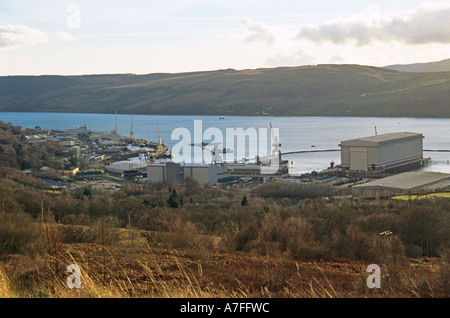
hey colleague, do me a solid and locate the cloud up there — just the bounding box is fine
[0,25,78,50]
[296,2,450,45]
[0,24,49,49]
[242,19,275,44]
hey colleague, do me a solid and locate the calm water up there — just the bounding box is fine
[1,112,450,174]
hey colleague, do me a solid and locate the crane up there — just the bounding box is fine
[270,122,281,156]
[189,142,232,164]
[129,115,134,140]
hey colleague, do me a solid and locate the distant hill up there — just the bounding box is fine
[2,64,450,118]
[384,58,450,73]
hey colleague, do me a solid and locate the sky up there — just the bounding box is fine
[1,0,450,75]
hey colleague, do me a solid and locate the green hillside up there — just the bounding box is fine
[1,64,450,117]
[385,58,450,73]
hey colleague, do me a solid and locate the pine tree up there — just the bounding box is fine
[167,189,180,208]
[241,194,249,206]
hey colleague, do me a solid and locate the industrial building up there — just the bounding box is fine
[147,162,182,183]
[183,164,229,184]
[339,132,424,172]
[147,162,229,185]
[105,162,148,178]
[75,170,103,180]
[147,163,166,183]
[352,171,450,196]
[226,163,289,178]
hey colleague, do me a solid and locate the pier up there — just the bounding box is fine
[424,149,450,152]
[281,149,450,156]
[282,149,340,155]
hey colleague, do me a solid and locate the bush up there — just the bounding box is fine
[432,247,450,295]
[405,244,423,258]
[252,181,336,199]
[57,224,95,244]
[0,212,46,256]
[231,212,327,259]
[401,207,448,257]
[330,224,406,264]
[145,217,214,251]
[331,225,376,261]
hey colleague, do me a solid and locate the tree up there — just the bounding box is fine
[402,207,444,257]
[241,195,249,206]
[167,189,181,208]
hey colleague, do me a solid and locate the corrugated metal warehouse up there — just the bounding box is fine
[340,132,424,171]
[352,171,450,196]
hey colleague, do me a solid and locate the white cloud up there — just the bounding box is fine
[0,24,49,49]
[241,19,276,44]
[297,2,450,45]
[0,25,79,50]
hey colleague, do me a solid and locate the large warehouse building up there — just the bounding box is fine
[339,132,424,172]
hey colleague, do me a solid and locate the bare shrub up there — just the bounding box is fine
[235,221,261,253]
[56,224,95,244]
[401,206,447,257]
[148,218,215,252]
[331,224,407,264]
[252,181,336,199]
[433,247,450,295]
[91,216,121,246]
[0,212,46,256]
[217,220,239,253]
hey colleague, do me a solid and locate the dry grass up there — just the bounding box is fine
[0,267,15,298]
[1,242,446,299]
[392,192,450,200]
[0,220,447,299]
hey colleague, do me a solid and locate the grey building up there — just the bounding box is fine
[147,162,182,183]
[166,162,182,183]
[225,163,289,178]
[339,132,424,172]
[352,171,450,196]
[183,164,228,184]
[147,163,167,183]
[105,162,147,177]
[147,162,227,185]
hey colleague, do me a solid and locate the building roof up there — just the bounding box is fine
[341,132,422,147]
[353,171,450,191]
[106,162,147,173]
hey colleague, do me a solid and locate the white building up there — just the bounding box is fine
[340,132,424,172]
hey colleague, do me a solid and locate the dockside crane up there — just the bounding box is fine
[129,115,134,140]
[189,142,232,164]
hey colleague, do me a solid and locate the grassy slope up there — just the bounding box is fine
[2,64,450,117]
[385,58,450,73]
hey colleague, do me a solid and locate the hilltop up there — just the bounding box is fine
[384,58,450,73]
[2,64,450,117]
